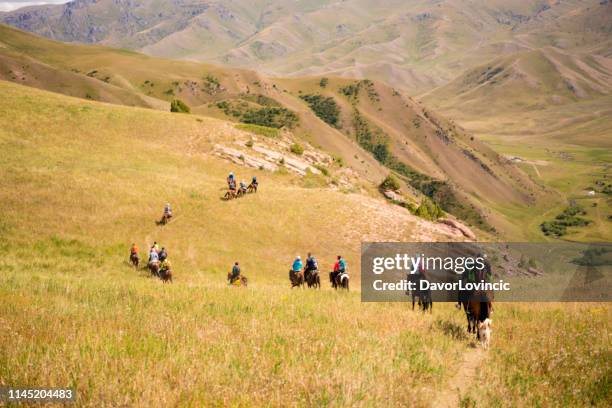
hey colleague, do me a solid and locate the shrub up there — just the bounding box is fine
[245,140,254,148]
[319,77,329,88]
[314,164,329,176]
[380,175,401,191]
[170,99,190,113]
[290,143,304,155]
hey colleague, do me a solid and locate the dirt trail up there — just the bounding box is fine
[433,347,485,407]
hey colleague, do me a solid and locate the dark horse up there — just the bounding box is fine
[304,269,321,288]
[330,271,349,290]
[130,252,139,269]
[407,270,432,313]
[459,267,493,339]
[289,270,304,288]
[247,183,258,193]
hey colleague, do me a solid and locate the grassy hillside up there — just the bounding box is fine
[0,80,610,407]
[0,24,549,237]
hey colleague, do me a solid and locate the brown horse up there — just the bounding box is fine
[130,253,139,269]
[247,183,258,193]
[289,270,304,288]
[158,213,172,225]
[224,190,237,200]
[462,295,493,340]
[148,261,160,278]
[305,269,321,288]
[227,273,248,287]
[160,268,173,283]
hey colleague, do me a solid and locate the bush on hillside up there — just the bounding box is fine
[290,143,304,155]
[380,174,401,191]
[170,99,190,113]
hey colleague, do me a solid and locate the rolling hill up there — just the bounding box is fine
[2,0,610,93]
[0,73,609,408]
[0,23,549,236]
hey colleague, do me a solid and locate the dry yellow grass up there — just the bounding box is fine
[0,81,609,407]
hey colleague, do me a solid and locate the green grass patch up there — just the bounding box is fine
[235,123,280,138]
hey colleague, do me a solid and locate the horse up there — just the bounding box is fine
[305,269,320,288]
[148,261,160,278]
[158,213,172,225]
[461,293,493,340]
[331,271,349,290]
[224,189,237,200]
[247,183,258,193]
[236,187,247,198]
[227,273,248,287]
[160,268,173,283]
[407,272,432,313]
[289,269,304,288]
[459,266,493,338]
[130,252,139,269]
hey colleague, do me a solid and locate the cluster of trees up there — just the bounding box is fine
[541,205,590,237]
[300,94,340,128]
[216,100,298,129]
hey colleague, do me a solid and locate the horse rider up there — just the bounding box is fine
[229,261,241,284]
[304,252,318,280]
[227,172,235,188]
[250,176,258,189]
[158,247,168,262]
[163,202,172,219]
[239,180,248,194]
[160,258,172,275]
[292,256,303,274]
[148,247,159,265]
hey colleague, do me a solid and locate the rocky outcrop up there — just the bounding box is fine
[438,218,476,240]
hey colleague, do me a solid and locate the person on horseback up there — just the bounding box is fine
[160,258,171,272]
[163,202,172,221]
[227,172,235,188]
[338,256,347,274]
[158,247,168,262]
[292,256,303,273]
[250,176,258,188]
[130,243,139,256]
[229,261,241,284]
[239,180,248,194]
[304,252,318,280]
[228,178,237,193]
[153,242,160,253]
[148,247,159,264]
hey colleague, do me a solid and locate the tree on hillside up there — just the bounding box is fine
[170,99,190,113]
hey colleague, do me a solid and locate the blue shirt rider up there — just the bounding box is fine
[292,256,303,272]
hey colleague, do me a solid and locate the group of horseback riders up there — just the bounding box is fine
[129,241,173,282]
[289,253,349,289]
[225,172,258,199]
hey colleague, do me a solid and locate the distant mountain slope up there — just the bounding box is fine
[422,46,612,148]
[2,0,610,93]
[0,24,548,236]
